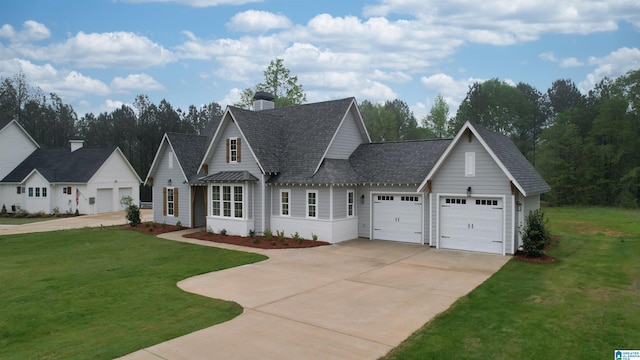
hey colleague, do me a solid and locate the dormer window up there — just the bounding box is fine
[226,137,241,163]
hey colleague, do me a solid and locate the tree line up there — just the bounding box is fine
[1,63,638,207]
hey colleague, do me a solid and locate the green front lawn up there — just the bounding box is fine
[0,216,57,225]
[383,207,640,359]
[0,228,267,359]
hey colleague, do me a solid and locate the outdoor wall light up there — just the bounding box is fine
[517,201,523,211]
[168,179,172,186]
[467,186,472,197]
[360,194,365,204]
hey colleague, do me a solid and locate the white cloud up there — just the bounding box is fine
[420,73,486,115]
[122,0,262,7]
[220,88,243,107]
[363,0,640,45]
[0,20,50,43]
[111,73,165,92]
[227,10,292,32]
[538,52,558,62]
[559,57,584,67]
[16,31,176,69]
[0,58,110,99]
[579,47,640,91]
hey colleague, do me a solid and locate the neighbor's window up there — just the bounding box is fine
[35,187,41,197]
[307,190,318,218]
[280,190,290,216]
[347,190,354,217]
[42,187,47,198]
[465,152,476,177]
[28,187,33,197]
[167,188,175,216]
[211,184,244,218]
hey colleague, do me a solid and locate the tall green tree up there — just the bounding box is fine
[359,99,426,141]
[236,58,306,108]
[423,93,450,138]
[453,79,535,158]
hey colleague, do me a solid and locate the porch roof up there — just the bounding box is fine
[199,171,259,182]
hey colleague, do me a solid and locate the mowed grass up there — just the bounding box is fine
[0,228,267,359]
[0,217,56,225]
[383,207,640,360]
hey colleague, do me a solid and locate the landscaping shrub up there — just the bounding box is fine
[1,204,7,216]
[520,209,551,257]
[126,204,141,227]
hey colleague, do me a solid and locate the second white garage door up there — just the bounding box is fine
[373,194,422,243]
[440,197,503,254]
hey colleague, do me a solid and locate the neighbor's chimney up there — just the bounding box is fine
[253,91,275,111]
[69,138,84,152]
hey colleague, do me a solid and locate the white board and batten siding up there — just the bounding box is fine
[152,146,192,226]
[269,185,357,243]
[205,120,265,235]
[429,133,514,254]
[0,122,38,180]
[325,108,367,159]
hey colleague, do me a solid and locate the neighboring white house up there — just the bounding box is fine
[146,94,550,255]
[0,118,142,215]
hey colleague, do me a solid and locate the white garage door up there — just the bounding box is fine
[373,194,422,243]
[440,197,503,254]
[96,188,113,214]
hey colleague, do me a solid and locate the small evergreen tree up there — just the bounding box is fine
[520,209,551,257]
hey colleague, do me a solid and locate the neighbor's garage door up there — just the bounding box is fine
[373,194,422,243]
[96,188,113,214]
[440,197,503,254]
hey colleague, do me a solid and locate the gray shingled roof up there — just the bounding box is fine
[166,132,209,182]
[472,122,550,195]
[350,139,452,184]
[1,146,117,183]
[229,98,356,179]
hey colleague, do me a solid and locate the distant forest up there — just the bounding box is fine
[1,69,639,207]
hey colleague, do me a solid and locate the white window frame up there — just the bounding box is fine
[211,184,245,219]
[166,187,175,216]
[280,189,290,216]
[229,137,238,163]
[28,187,33,197]
[42,187,47,198]
[307,190,318,219]
[465,152,476,177]
[347,190,355,217]
[35,187,41,197]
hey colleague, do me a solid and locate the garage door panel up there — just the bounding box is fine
[440,197,503,254]
[373,194,422,244]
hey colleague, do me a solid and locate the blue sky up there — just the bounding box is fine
[1,0,639,120]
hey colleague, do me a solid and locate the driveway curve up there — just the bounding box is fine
[119,231,510,360]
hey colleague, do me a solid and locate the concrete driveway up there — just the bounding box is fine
[120,232,510,360]
[0,209,152,235]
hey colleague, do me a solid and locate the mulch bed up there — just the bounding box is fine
[513,235,560,263]
[184,231,331,249]
[122,223,184,235]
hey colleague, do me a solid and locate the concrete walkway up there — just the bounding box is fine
[0,209,152,235]
[119,231,510,360]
